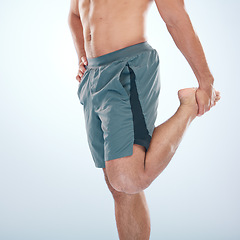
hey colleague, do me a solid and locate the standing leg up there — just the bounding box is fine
[103,168,151,240]
[106,88,219,194]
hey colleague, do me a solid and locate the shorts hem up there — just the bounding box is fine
[134,137,151,151]
[95,164,106,168]
[105,146,134,162]
[93,138,152,168]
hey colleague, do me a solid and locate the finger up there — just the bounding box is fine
[211,98,219,108]
[211,89,217,107]
[215,90,220,96]
[204,102,210,113]
[78,64,86,74]
[211,95,217,107]
[81,56,88,66]
[76,75,81,82]
[78,60,84,67]
[215,95,221,101]
[215,91,221,99]
[209,92,220,107]
[206,105,211,112]
[213,93,221,103]
[210,99,214,108]
[78,70,84,78]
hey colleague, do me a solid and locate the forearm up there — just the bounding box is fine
[166,14,214,88]
[68,13,86,64]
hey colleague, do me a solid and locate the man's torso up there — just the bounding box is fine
[78,0,153,58]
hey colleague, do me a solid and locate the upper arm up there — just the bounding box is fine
[69,0,80,17]
[154,0,189,26]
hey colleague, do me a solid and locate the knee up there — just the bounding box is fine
[109,174,148,195]
[111,179,137,194]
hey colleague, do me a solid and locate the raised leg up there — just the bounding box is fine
[105,88,212,194]
[103,168,151,240]
[143,88,199,185]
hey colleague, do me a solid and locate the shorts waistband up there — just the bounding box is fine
[86,41,153,67]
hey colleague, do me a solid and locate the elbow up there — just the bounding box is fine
[67,12,80,26]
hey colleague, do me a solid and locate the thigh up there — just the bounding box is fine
[102,149,145,196]
[105,144,146,186]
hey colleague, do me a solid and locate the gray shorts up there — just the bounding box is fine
[77,41,160,168]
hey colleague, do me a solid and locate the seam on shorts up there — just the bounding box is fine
[128,64,152,151]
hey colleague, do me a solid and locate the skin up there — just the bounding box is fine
[68,0,221,239]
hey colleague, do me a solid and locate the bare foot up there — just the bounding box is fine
[178,88,198,116]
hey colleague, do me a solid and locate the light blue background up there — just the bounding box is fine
[0,0,239,239]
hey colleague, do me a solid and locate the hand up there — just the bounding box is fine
[196,85,221,116]
[76,56,88,82]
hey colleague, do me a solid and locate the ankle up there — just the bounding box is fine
[178,104,198,120]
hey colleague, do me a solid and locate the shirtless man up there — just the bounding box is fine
[68,0,220,239]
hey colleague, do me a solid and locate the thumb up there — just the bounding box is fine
[81,56,88,66]
[197,103,205,116]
